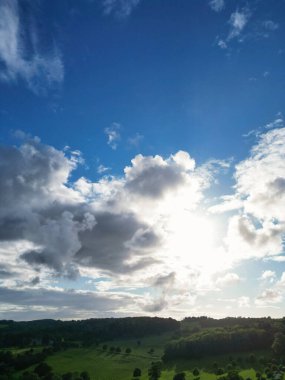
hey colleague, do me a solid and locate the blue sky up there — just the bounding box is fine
[0,0,285,320]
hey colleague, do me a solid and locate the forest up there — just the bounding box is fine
[0,316,285,380]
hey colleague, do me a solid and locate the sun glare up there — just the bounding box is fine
[166,209,219,270]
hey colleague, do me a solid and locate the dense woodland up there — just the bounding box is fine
[0,317,179,347]
[0,316,285,380]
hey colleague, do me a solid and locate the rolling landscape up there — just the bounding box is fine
[1,316,285,379]
[1,0,285,379]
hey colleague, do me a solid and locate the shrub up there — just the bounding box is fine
[34,363,52,377]
[173,374,186,380]
[80,371,90,380]
[133,368,141,377]
[193,368,200,376]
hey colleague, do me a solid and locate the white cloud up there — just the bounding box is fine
[235,126,285,222]
[255,289,282,306]
[0,0,63,93]
[3,122,285,318]
[216,272,241,287]
[265,256,285,263]
[217,39,227,49]
[105,122,121,150]
[228,9,250,40]
[0,135,231,317]
[209,195,243,214]
[213,121,285,263]
[209,0,225,12]
[238,296,250,307]
[97,164,110,174]
[260,270,276,282]
[255,271,285,307]
[102,0,141,18]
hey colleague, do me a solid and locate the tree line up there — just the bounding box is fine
[163,327,274,360]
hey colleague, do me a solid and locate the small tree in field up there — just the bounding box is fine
[272,333,285,355]
[249,354,256,363]
[133,368,142,377]
[173,372,186,380]
[148,361,162,380]
[193,368,200,376]
[80,371,90,380]
[34,363,52,378]
[216,368,225,375]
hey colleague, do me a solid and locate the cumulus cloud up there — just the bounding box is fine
[75,212,161,273]
[255,289,282,306]
[102,0,141,18]
[4,122,285,318]
[255,272,285,306]
[212,121,285,263]
[0,136,217,284]
[235,126,285,221]
[216,272,241,287]
[0,0,64,93]
[124,151,196,199]
[105,122,121,150]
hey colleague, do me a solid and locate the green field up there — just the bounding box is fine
[43,335,275,380]
[46,334,167,380]
[1,316,283,380]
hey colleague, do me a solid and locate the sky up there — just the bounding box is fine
[0,0,285,321]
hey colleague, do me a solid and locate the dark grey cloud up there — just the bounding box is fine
[30,276,40,286]
[0,138,164,279]
[0,134,209,324]
[0,286,134,320]
[124,152,195,200]
[238,216,281,247]
[76,211,160,273]
[153,272,175,287]
[142,297,168,313]
[269,177,285,196]
[0,265,16,279]
[0,138,74,216]
[126,164,184,199]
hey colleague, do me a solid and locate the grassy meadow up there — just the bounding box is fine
[1,317,284,380]
[44,334,273,380]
